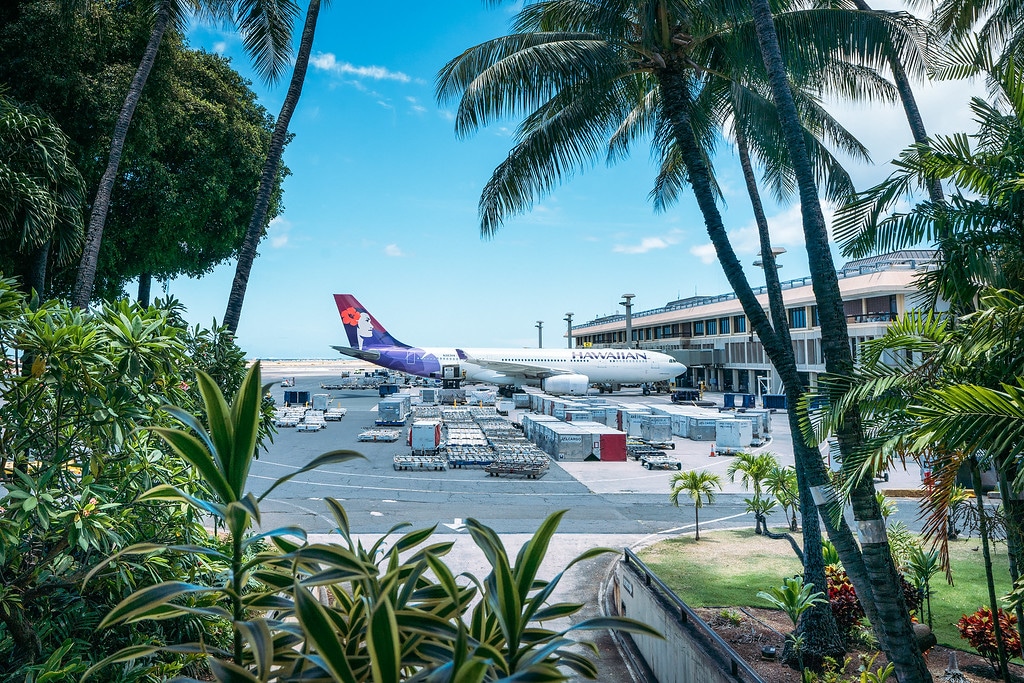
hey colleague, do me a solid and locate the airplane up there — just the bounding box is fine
[330,294,686,396]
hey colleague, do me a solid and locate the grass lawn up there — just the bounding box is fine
[638,528,1016,649]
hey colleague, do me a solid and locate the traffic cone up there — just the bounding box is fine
[710,444,717,457]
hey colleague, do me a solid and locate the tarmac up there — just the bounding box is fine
[259,360,929,682]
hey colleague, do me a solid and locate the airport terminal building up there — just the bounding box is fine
[570,250,938,394]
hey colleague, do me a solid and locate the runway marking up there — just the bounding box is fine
[630,511,751,549]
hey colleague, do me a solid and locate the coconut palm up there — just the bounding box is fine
[669,470,722,540]
[438,0,929,668]
[223,0,321,333]
[72,0,300,308]
[0,93,84,297]
[745,0,932,676]
[766,463,799,531]
[727,451,778,533]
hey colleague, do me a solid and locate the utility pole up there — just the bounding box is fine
[536,320,543,348]
[620,294,635,348]
[564,312,574,349]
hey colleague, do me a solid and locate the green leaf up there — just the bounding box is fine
[368,598,401,683]
[150,427,234,503]
[209,657,261,682]
[235,619,274,680]
[294,583,358,683]
[98,581,218,629]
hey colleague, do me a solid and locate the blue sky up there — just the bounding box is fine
[174,2,981,358]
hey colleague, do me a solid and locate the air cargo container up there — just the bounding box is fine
[715,419,753,454]
[376,398,410,426]
[513,392,531,409]
[564,409,594,422]
[312,394,329,411]
[283,390,310,406]
[687,415,727,441]
[409,420,445,454]
[639,415,673,445]
[421,388,438,405]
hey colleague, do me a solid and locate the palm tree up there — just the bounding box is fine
[746,0,931,677]
[0,93,84,297]
[669,470,722,540]
[727,451,778,533]
[72,0,299,308]
[766,463,799,532]
[223,0,321,333]
[438,0,926,668]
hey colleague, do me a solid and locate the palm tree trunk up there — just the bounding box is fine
[659,68,844,663]
[138,272,152,307]
[694,505,700,541]
[748,0,930,680]
[22,240,50,299]
[972,456,1011,681]
[996,464,1024,649]
[223,0,321,333]
[849,0,944,205]
[73,3,171,309]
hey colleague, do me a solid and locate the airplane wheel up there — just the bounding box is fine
[644,463,651,470]
[676,463,682,470]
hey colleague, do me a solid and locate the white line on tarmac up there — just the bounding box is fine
[629,511,750,548]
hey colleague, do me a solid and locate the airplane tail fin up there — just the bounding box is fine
[333,294,409,350]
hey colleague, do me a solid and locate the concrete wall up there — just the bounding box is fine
[612,552,764,683]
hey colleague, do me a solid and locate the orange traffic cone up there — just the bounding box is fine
[710,444,717,457]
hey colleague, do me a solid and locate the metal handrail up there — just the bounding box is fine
[622,547,766,683]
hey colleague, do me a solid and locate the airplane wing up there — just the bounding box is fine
[456,349,571,380]
[332,345,381,362]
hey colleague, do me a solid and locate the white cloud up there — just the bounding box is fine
[613,230,682,254]
[213,41,227,54]
[406,96,426,114]
[689,243,718,264]
[269,216,291,248]
[384,244,405,257]
[689,202,837,261]
[439,110,455,121]
[310,53,411,82]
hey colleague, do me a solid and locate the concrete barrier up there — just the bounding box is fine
[611,549,765,683]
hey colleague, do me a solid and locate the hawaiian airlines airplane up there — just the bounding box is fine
[331,294,686,396]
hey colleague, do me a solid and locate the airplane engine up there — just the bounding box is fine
[542,374,590,396]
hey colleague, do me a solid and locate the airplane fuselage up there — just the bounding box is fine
[366,346,682,387]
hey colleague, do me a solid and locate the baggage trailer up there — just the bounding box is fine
[484,456,549,479]
[640,454,682,470]
[393,454,447,471]
[358,429,402,442]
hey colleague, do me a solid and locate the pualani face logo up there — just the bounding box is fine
[571,350,648,360]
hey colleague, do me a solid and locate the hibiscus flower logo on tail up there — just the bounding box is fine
[341,307,361,326]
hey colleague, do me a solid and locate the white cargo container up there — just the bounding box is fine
[640,415,673,445]
[312,393,329,411]
[421,388,438,405]
[496,399,514,415]
[715,419,753,454]
[376,398,410,425]
[410,420,445,454]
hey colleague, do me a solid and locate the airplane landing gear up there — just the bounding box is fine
[642,384,651,396]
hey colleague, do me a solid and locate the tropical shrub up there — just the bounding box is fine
[825,567,865,638]
[957,607,1022,675]
[0,280,255,680]
[825,566,921,643]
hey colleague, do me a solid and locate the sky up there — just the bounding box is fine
[173,2,985,358]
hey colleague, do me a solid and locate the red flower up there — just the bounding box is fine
[341,307,361,326]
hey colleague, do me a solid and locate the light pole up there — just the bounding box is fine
[620,294,635,348]
[564,312,574,349]
[536,320,543,348]
[752,247,786,397]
